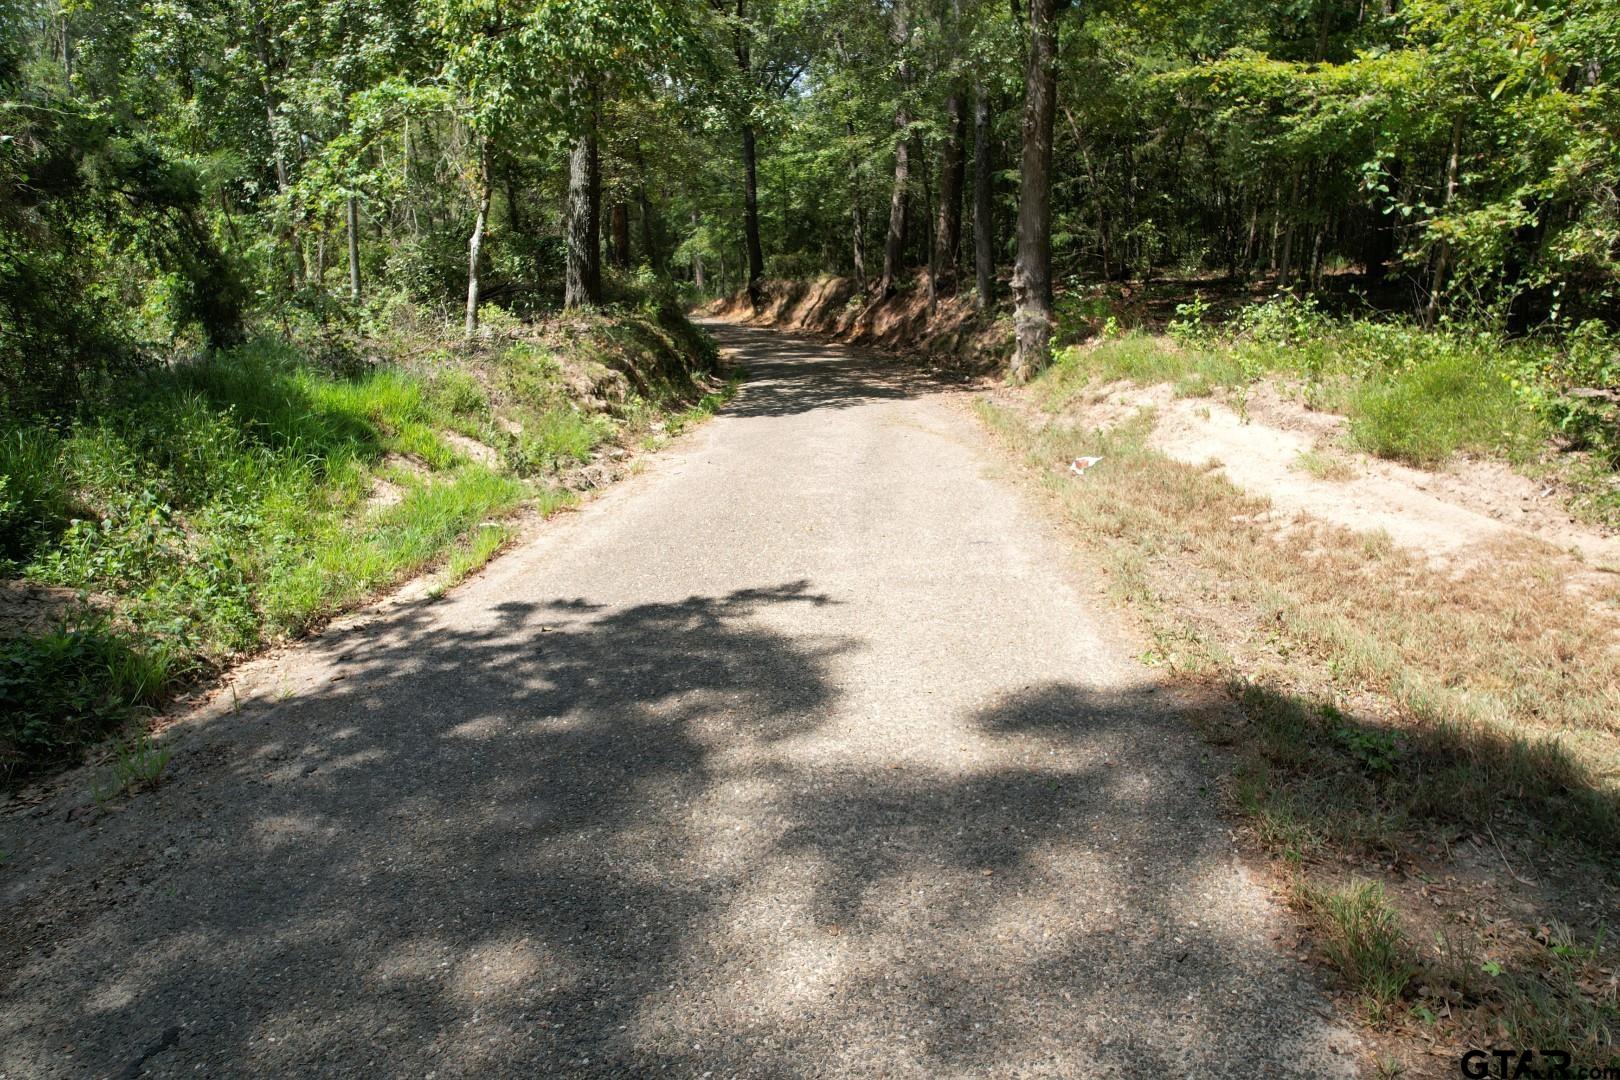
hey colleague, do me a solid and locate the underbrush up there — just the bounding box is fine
[1,297,723,780]
[1047,292,1620,518]
[977,398,1620,1060]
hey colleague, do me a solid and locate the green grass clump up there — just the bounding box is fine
[0,338,531,778]
[0,617,172,774]
[1348,347,1525,466]
[1300,878,1415,1020]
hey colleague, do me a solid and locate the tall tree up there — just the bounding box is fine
[1009,0,1062,381]
[972,80,995,307]
[878,0,912,296]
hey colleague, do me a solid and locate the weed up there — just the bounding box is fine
[442,523,516,590]
[91,731,172,802]
[1294,449,1356,482]
[1300,878,1415,1020]
[1349,347,1524,466]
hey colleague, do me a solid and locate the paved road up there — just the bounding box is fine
[1,321,1359,1078]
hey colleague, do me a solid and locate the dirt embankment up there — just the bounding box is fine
[706,275,1012,369]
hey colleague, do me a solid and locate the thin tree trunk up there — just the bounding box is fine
[464,140,493,337]
[1278,167,1302,286]
[253,11,302,289]
[879,131,910,296]
[1425,113,1463,326]
[920,142,934,278]
[634,142,659,271]
[972,80,995,308]
[932,84,967,301]
[346,194,362,301]
[691,211,705,289]
[611,203,631,269]
[879,0,911,297]
[1010,0,1060,381]
[741,124,765,305]
[1061,104,1111,280]
[505,164,523,236]
[586,101,601,299]
[848,123,868,291]
[735,0,765,307]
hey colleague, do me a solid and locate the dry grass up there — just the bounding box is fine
[975,395,1620,1062]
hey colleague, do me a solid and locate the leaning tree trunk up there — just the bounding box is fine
[464,141,493,337]
[1010,0,1060,381]
[931,84,967,302]
[972,80,995,309]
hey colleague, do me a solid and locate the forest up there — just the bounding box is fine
[3,0,1616,399]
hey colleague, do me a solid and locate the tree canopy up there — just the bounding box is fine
[3,0,1616,408]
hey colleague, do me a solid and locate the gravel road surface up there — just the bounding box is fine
[0,321,1360,1078]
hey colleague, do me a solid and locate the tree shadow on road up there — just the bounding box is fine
[704,323,930,420]
[1,592,1354,1078]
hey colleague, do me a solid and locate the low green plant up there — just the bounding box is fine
[1294,449,1356,481]
[91,731,172,802]
[1348,345,1525,466]
[0,618,171,778]
[1301,878,1415,1020]
[1167,292,1215,346]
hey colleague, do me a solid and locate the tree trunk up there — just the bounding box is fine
[878,0,911,297]
[691,211,705,289]
[254,13,302,289]
[1425,113,1463,326]
[847,123,868,292]
[1010,0,1060,382]
[932,84,967,301]
[564,106,602,308]
[611,202,631,269]
[1278,166,1302,286]
[634,142,659,271]
[586,105,601,300]
[464,141,493,337]
[879,129,910,296]
[741,124,765,306]
[972,80,995,308]
[346,194,362,301]
[735,0,765,308]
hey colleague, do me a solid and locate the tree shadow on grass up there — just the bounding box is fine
[1223,680,1620,895]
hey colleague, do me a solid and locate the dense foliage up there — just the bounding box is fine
[4,0,1615,416]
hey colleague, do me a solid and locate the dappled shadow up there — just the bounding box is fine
[700,320,929,419]
[1,606,1358,1076]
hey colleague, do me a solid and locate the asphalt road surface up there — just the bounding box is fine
[0,321,1360,1078]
